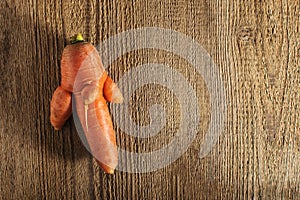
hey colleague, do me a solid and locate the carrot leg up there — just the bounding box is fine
[74,92,118,174]
[103,73,123,103]
[74,74,118,174]
[50,86,72,130]
[93,96,118,174]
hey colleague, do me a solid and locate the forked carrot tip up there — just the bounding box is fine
[111,91,124,103]
[105,169,115,174]
[94,158,116,174]
[113,96,124,103]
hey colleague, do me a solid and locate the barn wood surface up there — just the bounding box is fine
[0,0,299,199]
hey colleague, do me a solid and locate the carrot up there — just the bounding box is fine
[50,33,123,174]
[103,72,124,103]
[50,86,72,130]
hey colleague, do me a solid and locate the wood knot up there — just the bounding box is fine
[236,26,255,42]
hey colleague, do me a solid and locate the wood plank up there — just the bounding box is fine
[0,0,299,199]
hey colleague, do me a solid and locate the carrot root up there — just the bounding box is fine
[103,74,123,103]
[94,158,115,174]
[50,86,72,130]
[74,90,118,173]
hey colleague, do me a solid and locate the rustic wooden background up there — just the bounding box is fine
[0,0,299,199]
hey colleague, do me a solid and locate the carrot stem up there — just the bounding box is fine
[70,33,85,44]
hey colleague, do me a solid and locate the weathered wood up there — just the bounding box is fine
[0,0,299,199]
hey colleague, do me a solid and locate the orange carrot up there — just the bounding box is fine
[103,72,124,103]
[50,33,123,174]
[50,86,72,130]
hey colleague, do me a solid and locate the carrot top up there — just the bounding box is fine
[70,33,85,44]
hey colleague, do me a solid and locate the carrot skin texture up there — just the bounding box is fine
[50,40,120,173]
[61,42,104,93]
[74,74,117,173]
[50,86,72,130]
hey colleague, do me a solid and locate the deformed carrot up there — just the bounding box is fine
[50,33,123,174]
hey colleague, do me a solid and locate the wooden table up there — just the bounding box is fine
[0,0,299,199]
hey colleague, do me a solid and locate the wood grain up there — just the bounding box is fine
[0,0,299,199]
